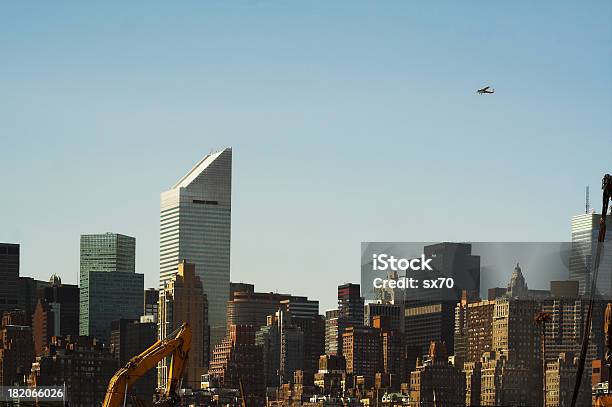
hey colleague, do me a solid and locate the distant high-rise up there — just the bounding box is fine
[342,326,381,384]
[79,233,144,342]
[337,283,364,356]
[325,309,339,356]
[364,302,403,333]
[409,342,465,407]
[144,288,159,321]
[209,325,265,403]
[416,242,480,303]
[110,318,157,402]
[0,243,20,314]
[0,310,34,386]
[255,310,304,386]
[32,275,79,355]
[569,213,612,297]
[160,147,232,348]
[30,335,117,407]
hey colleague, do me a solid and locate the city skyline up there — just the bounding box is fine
[1,1,611,312]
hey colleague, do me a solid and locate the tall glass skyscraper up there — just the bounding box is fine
[0,243,20,315]
[569,213,612,297]
[80,233,144,342]
[160,147,232,349]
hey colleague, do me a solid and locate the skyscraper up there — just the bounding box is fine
[110,318,157,402]
[337,283,364,356]
[158,260,209,390]
[32,274,79,356]
[255,310,304,386]
[325,309,339,356]
[144,288,159,321]
[409,342,465,407]
[79,233,144,342]
[0,243,20,315]
[160,147,232,348]
[569,213,612,297]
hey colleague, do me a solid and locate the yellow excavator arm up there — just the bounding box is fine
[103,323,192,407]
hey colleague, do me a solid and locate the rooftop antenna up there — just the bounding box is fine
[586,185,590,214]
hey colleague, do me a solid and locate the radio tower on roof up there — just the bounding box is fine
[586,185,590,214]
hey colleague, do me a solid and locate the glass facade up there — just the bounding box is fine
[569,214,612,297]
[80,233,143,342]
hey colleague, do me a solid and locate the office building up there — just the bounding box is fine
[255,310,304,386]
[409,342,465,407]
[110,318,157,402]
[464,361,482,406]
[227,283,323,374]
[374,316,406,389]
[0,243,20,315]
[29,335,117,407]
[32,274,79,355]
[545,352,590,407]
[337,283,364,356]
[342,326,381,383]
[79,233,144,342]
[541,296,605,363]
[479,351,540,406]
[405,301,456,357]
[160,147,232,348]
[280,297,324,376]
[209,325,264,403]
[0,310,34,385]
[158,260,209,390]
[227,284,291,332]
[454,297,495,364]
[314,355,345,394]
[325,309,339,356]
[410,243,480,303]
[364,302,403,333]
[569,213,612,296]
[492,297,540,366]
[144,288,159,320]
[18,276,49,323]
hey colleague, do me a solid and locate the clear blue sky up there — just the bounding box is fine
[1,1,610,311]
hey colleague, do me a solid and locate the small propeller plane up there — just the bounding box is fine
[477,86,495,95]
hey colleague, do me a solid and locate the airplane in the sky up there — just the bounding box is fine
[477,86,495,94]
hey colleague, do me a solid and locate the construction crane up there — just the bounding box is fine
[573,174,611,407]
[102,323,192,407]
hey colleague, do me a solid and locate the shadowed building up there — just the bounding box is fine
[409,342,465,407]
[158,260,209,391]
[255,309,304,387]
[29,335,117,407]
[32,274,79,356]
[342,326,381,385]
[110,318,157,404]
[209,325,264,404]
[545,352,590,407]
[0,244,20,315]
[144,288,159,321]
[337,283,364,356]
[0,310,34,385]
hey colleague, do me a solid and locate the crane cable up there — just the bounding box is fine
[571,174,612,407]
